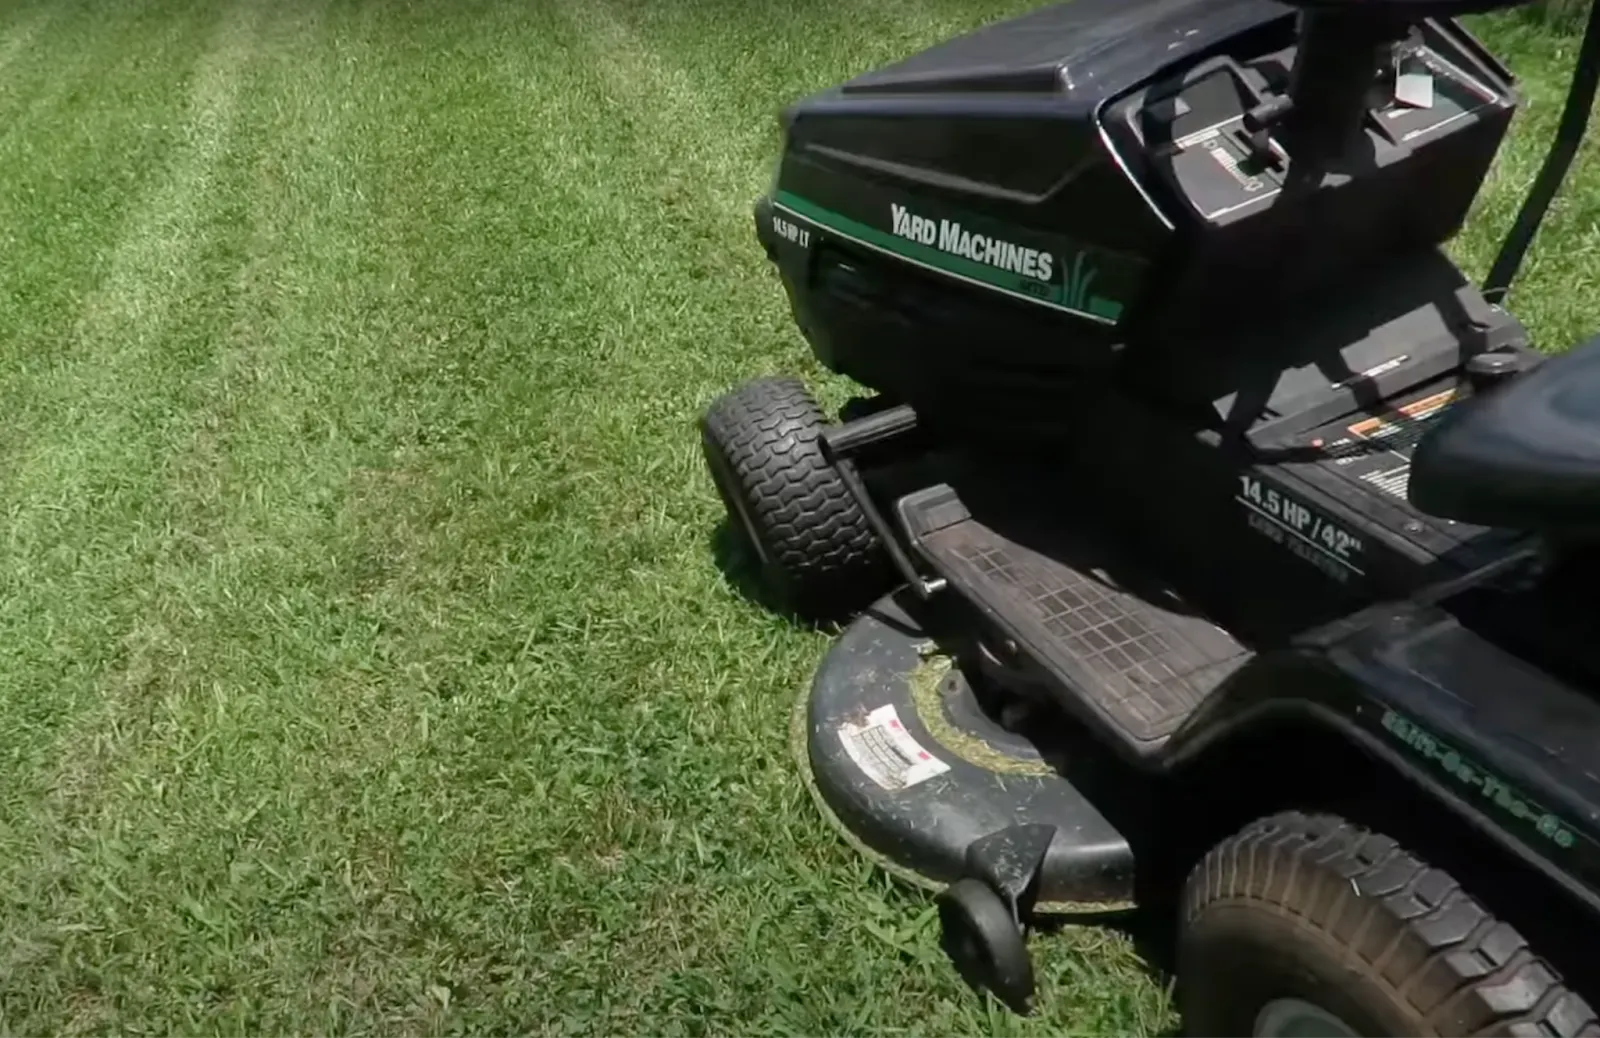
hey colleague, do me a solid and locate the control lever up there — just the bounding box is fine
[1241,94,1293,172]
[1280,10,1410,172]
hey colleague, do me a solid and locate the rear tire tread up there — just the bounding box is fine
[1183,810,1599,1037]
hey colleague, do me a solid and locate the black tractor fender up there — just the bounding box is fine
[1156,611,1600,945]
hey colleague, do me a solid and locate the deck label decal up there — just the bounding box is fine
[837,704,950,792]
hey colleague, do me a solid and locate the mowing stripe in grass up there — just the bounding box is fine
[0,4,214,347]
[0,6,60,124]
[0,2,258,820]
[0,0,263,828]
[68,0,256,361]
[562,0,1045,404]
[4,43,351,1038]
[0,1,305,1025]
[35,0,261,792]
[0,7,48,76]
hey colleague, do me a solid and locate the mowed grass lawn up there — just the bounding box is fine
[0,0,1597,1033]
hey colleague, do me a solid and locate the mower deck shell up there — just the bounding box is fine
[795,588,1140,914]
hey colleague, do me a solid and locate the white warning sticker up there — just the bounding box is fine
[837,704,950,792]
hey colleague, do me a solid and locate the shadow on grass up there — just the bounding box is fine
[1115,906,1183,1037]
[709,517,779,611]
[708,517,844,631]
[1012,879,1183,1034]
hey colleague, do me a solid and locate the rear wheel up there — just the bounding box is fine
[699,376,890,622]
[1178,811,1598,1037]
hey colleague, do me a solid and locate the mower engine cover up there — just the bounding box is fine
[754,0,1517,422]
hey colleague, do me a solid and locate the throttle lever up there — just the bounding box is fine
[1241,94,1293,171]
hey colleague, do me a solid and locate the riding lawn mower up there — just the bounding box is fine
[699,0,1600,1031]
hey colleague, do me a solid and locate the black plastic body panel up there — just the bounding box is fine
[1241,375,1535,589]
[1161,605,1600,915]
[838,0,1292,103]
[775,0,1301,339]
[1120,247,1529,434]
[1152,614,1600,914]
[785,234,1125,422]
[1047,386,1521,615]
[763,0,1520,420]
[782,250,1531,618]
[1105,18,1517,335]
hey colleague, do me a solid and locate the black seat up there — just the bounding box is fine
[1410,338,1600,533]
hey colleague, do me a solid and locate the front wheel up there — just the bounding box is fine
[699,376,890,622]
[937,877,1035,1014]
[1177,811,1598,1037]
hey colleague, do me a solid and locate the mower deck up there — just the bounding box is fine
[797,588,1141,913]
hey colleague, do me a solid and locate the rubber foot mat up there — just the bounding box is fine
[899,484,1252,758]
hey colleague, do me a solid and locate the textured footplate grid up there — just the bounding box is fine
[899,485,1251,756]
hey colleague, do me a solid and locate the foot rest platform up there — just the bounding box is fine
[898,484,1253,759]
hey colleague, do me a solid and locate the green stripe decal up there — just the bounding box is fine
[773,190,1123,322]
